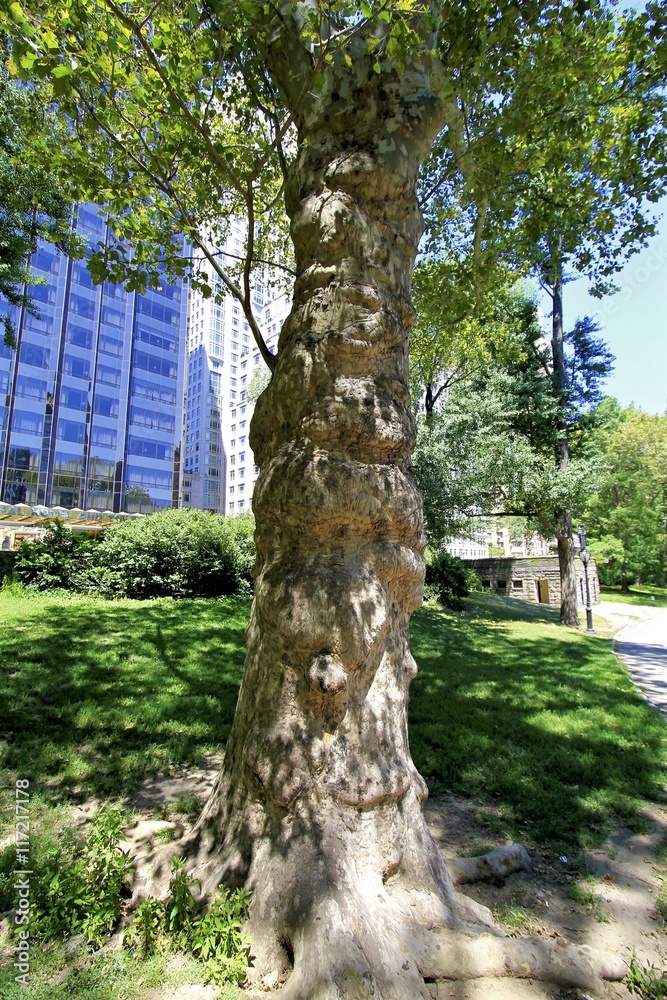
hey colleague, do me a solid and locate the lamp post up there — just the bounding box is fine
[578,524,595,634]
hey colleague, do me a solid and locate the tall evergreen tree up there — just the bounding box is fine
[413,303,615,561]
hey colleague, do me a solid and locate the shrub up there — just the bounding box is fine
[13,520,98,591]
[0,550,16,582]
[425,551,470,610]
[94,508,256,599]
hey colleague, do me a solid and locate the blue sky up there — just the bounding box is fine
[540,195,667,416]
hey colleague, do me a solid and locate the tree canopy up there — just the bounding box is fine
[586,404,667,588]
[413,297,615,549]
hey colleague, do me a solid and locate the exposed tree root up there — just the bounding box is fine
[448,842,532,885]
[238,884,626,1000]
[129,821,626,1000]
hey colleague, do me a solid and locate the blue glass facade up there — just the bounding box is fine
[0,206,186,513]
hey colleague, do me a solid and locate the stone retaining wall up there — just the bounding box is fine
[462,555,600,608]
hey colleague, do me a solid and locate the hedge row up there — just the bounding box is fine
[10,508,256,599]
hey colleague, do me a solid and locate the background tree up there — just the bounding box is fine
[410,262,526,416]
[415,2,665,623]
[413,304,615,565]
[586,405,667,589]
[4,1,635,994]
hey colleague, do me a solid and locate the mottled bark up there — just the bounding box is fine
[138,29,623,1000]
[551,257,580,627]
[192,43,460,998]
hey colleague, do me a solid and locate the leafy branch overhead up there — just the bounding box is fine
[3,0,445,367]
[0,73,85,347]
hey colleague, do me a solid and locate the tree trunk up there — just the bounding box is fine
[182,43,467,999]
[556,512,580,627]
[551,255,579,627]
[137,26,623,1000]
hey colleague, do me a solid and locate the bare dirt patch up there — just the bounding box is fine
[10,758,663,999]
[426,794,667,999]
[114,760,667,999]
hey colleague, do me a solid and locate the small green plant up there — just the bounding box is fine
[190,887,252,985]
[155,826,177,842]
[33,804,132,946]
[567,882,609,923]
[493,902,533,933]
[127,897,164,957]
[173,794,203,821]
[125,859,251,986]
[164,857,200,945]
[627,952,667,998]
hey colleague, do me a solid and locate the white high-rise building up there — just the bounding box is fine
[181,227,290,514]
[224,290,290,516]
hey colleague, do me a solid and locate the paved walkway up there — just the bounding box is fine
[599,602,667,715]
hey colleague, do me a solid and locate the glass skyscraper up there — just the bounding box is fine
[0,205,187,513]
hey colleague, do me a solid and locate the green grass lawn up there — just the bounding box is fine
[1,586,665,849]
[599,584,667,607]
[409,594,667,846]
[1,585,666,997]
[0,587,248,807]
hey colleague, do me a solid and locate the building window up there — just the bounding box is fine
[512,579,524,589]
[238,500,245,510]
[497,580,507,589]
[482,580,491,588]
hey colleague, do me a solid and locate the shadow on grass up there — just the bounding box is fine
[409,595,667,848]
[2,590,665,851]
[0,594,250,801]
